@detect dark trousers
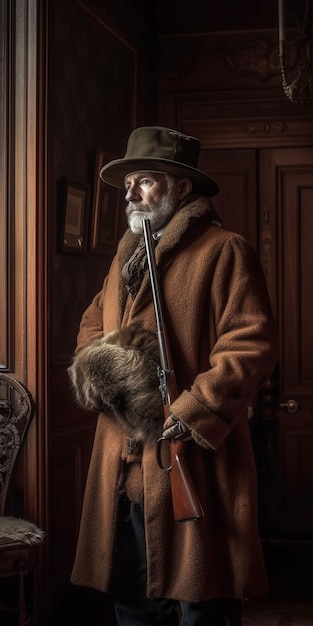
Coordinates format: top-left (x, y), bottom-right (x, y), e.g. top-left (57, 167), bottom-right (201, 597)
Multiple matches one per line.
top-left (111, 496), bottom-right (242, 626)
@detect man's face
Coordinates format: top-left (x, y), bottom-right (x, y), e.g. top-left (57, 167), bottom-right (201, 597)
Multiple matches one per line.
top-left (124, 172), bottom-right (179, 234)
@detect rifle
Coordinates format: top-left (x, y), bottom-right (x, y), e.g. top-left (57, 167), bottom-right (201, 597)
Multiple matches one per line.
top-left (142, 217), bottom-right (204, 523)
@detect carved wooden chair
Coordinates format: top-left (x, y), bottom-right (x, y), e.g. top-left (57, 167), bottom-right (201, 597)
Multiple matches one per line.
top-left (0, 373), bottom-right (44, 626)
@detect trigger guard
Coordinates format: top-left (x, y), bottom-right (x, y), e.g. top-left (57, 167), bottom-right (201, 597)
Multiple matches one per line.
top-left (156, 436), bottom-right (171, 471)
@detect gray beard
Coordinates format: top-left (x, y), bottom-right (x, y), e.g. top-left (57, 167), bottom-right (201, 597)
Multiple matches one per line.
top-left (126, 181), bottom-right (177, 234)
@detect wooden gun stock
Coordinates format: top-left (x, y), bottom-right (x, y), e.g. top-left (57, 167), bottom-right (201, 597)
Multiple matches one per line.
top-left (142, 218), bottom-right (204, 523)
top-left (158, 437), bottom-right (204, 522)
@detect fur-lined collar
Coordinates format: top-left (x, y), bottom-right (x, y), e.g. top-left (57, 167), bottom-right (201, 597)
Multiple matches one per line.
top-left (117, 195), bottom-right (221, 271)
top-left (114, 195), bottom-right (221, 320)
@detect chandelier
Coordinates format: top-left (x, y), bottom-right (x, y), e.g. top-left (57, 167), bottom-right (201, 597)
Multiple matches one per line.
top-left (278, 0), bottom-right (313, 103)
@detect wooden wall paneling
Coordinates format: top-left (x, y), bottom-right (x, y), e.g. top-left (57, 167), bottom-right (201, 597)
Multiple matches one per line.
top-left (198, 149), bottom-right (257, 247)
top-left (157, 31), bottom-right (313, 149)
top-left (157, 88), bottom-right (313, 150)
top-left (50, 0), bottom-right (138, 371)
top-left (158, 31), bottom-right (285, 93)
top-left (180, 95), bottom-right (313, 149)
top-left (49, 424), bottom-right (95, 582)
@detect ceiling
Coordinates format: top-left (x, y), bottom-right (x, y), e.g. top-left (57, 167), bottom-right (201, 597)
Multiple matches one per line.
top-left (88, 0), bottom-right (311, 37)
top-left (151, 0), bottom-right (310, 36)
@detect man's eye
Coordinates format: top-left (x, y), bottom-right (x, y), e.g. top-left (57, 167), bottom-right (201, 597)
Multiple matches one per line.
top-left (140, 179), bottom-right (151, 186)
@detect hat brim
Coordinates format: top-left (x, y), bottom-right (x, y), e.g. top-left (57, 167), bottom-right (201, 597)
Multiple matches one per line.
top-left (100, 158), bottom-right (219, 197)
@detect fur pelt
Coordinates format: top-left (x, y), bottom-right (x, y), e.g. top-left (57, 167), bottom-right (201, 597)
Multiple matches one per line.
top-left (0, 516), bottom-right (44, 545)
top-left (68, 321), bottom-right (164, 443)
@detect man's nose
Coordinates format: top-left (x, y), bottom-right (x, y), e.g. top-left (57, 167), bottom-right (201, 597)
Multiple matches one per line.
top-left (125, 185), bottom-right (139, 202)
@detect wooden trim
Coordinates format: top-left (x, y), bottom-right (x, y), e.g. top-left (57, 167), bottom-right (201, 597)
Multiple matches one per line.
top-left (160, 91), bottom-right (313, 149)
top-left (0, 1), bottom-right (14, 372)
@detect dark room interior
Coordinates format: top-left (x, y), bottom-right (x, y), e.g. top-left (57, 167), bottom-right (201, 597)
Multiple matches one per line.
top-left (0, 0), bottom-right (313, 624)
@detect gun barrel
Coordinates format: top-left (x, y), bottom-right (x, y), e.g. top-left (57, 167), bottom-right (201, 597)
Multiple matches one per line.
top-left (142, 217), bottom-right (205, 523)
top-left (142, 219), bottom-right (170, 371)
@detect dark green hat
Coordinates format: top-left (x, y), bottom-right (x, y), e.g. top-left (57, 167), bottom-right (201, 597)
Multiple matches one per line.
top-left (100, 126), bottom-right (219, 197)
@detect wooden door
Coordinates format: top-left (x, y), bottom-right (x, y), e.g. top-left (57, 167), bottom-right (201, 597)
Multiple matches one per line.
top-left (259, 147), bottom-right (313, 540)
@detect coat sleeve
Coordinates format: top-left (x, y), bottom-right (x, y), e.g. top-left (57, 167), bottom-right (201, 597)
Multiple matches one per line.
top-left (170, 236), bottom-right (278, 450)
top-left (75, 277), bottom-right (108, 353)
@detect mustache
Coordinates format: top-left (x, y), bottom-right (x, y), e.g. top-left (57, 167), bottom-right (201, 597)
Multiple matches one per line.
top-left (126, 202), bottom-right (152, 217)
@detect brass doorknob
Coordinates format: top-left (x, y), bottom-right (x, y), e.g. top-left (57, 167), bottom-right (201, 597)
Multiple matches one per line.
top-left (279, 399), bottom-right (298, 413)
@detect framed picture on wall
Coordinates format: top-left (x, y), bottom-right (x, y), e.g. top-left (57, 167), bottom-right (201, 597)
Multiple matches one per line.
top-left (61, 178), bottom-right (90, 254)
top-left (90, 150), bottom-right (120, 253)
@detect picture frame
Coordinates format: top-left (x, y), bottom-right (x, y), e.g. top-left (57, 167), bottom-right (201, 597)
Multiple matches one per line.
top-left (61, 178), bottom-right (90, 254)
top-left (90, 150), bottom-right (120, 253)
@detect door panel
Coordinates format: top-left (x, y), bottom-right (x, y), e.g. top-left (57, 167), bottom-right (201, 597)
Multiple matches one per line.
top-left (198, 149), bottom-right (257, 247)
top-left (259, 147), bottom-right (313, 538)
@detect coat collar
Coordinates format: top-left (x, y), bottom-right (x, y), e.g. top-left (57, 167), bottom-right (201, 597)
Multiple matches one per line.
top-left (156, 196), bottom-right (220, 259)
top-left (116, 195), bottom-right (221, 320)
top-left (117, 195), bottom-right (220, 268)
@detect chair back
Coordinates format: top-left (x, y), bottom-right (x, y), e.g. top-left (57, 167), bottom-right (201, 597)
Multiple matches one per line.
top-left (0, 374), bottom-right (34, 516)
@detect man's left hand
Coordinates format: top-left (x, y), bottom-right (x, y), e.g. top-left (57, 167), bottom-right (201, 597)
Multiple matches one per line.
top-left (162, 415), bottom-right (192, 440)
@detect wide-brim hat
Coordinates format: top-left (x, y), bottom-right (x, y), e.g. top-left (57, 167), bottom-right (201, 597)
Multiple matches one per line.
top-left (100, 126), bottom-right (219, 197)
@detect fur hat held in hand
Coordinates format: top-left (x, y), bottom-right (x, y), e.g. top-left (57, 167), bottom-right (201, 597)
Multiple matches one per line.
top-left (68, 321), bottom-right (164, 443)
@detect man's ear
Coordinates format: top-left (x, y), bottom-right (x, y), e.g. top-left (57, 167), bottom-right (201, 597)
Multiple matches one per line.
top-left (177, 178), bottom-right (193, 200)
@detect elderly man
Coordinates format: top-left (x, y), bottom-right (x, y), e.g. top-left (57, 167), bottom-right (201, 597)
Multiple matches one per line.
top-left (68, 126), bottom-right (278, 626)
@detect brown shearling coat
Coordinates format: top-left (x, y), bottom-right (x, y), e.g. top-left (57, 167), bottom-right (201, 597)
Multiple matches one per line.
top-left (71, 197), bottom-right (278, 602)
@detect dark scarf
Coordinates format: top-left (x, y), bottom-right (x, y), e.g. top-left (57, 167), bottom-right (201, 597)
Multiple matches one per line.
top-left (122, 237), bottom-right (148, 298)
